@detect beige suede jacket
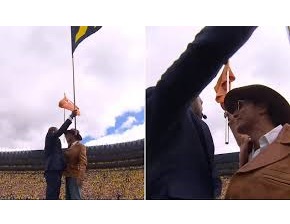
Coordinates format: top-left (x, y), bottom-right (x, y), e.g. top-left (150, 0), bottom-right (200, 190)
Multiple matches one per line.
top-left (225, 124), bottom-right (290, 199)
top-left (63, 141), bottom-right (87, 182)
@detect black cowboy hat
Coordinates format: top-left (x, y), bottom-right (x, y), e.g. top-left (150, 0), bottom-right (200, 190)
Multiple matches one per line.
top-left (224, 84), bottom-right (290, 126)
top-left (64, 128), bottom-right (82, 141)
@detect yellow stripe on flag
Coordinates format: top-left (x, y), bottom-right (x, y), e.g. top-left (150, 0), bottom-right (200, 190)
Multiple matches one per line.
top-left (75, 26), bottom-right (88, 43)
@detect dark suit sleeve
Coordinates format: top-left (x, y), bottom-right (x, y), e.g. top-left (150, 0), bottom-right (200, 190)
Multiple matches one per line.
top-left (148, 27), bottom-right (256, 129)
top-left (53, 117), bottom-right (73, 138)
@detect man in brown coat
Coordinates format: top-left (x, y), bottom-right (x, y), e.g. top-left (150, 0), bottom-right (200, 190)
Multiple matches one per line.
top-left (223, 84), bottom-right (290, 199)
top-left (63, 128), bottom-right (87, 199)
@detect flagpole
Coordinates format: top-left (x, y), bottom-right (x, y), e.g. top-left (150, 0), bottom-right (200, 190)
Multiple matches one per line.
top-left (225, 63), bottom-right (230, 144)
top-left (286, 26), bottom-right (290, 43)
top-left (63, 93), bottom-right (66, 122)
top-left (62, 92), bottom-right (66, 144)
top-left (71, 55), bottom-right (77, 130)
top-left (69, 26), bottom-right (102, 132)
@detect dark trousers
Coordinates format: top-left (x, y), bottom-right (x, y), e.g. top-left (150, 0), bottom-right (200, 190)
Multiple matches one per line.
top-left (65, 177), bottom-right (82, 200)
top-left (44, 171), bottom-right (62, 200)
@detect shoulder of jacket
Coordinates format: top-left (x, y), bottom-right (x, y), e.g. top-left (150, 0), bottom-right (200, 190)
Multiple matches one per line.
top-left (75, 142), bottom-right (86, 149)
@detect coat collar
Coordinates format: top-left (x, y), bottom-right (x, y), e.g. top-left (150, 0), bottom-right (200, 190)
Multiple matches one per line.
top-left (238, 124), bottom-right (290, 173)
top-left (68, 140), bottom-right (79, 149)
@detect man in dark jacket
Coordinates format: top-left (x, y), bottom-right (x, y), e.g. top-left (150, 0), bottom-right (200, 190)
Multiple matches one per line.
top-left (146, 26), bottom-right (257, 199)
top-left (191, 96), bottom-right (222, 198)
top-left (44, 109), bottom-right (78, 199)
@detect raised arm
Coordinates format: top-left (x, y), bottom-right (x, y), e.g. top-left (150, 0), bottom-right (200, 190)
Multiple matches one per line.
top-left (54, 109), bottom-right (78, 138)
top-left (148, 27), bottom-right (257, 128)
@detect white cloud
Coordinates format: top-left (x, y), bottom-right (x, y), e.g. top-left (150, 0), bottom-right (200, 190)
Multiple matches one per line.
top-left (85, 123), bottom-right (145, 146)
top-left (119, 116), bottom-right (137, 130)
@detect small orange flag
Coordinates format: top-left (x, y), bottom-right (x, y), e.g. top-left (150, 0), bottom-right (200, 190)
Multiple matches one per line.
top-left (214, 62), bottom-right (236, 108)
top-left (58, 94), bottom-right (80, 115)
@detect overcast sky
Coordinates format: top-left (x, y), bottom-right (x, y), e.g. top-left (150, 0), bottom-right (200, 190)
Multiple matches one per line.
top-left (1, 26), bottom-right (289, 154)
top-left (0, 26), bottom-right (145, 151)
top-left (146, 26), bottom-right (290, 154)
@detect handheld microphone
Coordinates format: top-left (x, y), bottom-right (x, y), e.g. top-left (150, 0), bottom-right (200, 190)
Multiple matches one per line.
top-left (202, 114), bottom-right (207, 119)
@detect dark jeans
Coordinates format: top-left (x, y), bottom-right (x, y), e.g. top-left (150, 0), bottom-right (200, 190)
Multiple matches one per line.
top-left (65, 177), bottom-right (82, 200)
top-left (44, 171), bottom-right (62, 200)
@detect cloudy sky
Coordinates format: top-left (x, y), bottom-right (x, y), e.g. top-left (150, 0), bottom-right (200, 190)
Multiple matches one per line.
top-left (1, 26), bottom-right (289, 154)
top-left (0, 26), bottom-right (145, 151)
top-left (146, 26), bottom-right (290, 154)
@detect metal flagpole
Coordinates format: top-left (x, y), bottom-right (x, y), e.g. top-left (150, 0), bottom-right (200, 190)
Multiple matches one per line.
top-left (286, 26), bottom-right (290, 43)
top-left (63, 93), bottom-right (66, 122)
top-left (225, 63), bottom-right (230, 144)
top-left (62, 92), bottom-right (66, 144)
top-left (71, 55), bottom-right (77, 130)
top-left (63, 107), bottom-right (66, 144)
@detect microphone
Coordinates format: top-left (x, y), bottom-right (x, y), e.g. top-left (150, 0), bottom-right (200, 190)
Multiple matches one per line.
top-left (202, 114), bottom-right (207, 119)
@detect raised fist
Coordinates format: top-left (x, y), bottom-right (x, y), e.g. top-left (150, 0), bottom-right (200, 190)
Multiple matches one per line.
top-left (71, 109), bottom-right (78, 117)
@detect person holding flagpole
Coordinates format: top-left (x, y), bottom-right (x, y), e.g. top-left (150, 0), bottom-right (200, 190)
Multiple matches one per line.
top-left (146, 26), bottom-right (257, 199)
top-left (43, 26), bottom-right (99, 200)
top-left (44, 109), bottom-right (78, 200)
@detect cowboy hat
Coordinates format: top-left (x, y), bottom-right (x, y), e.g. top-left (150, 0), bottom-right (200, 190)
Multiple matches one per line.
top-left (64, 128), bottom-right (82, 141)
top-left (224, 84), bottom-right (290, 126)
